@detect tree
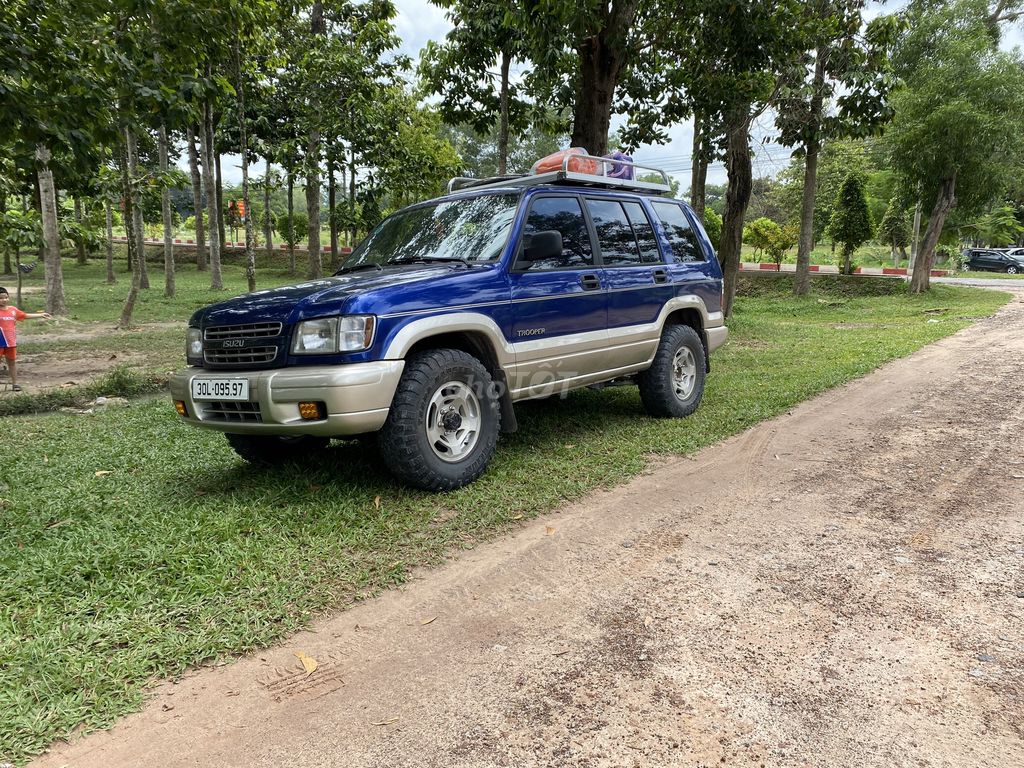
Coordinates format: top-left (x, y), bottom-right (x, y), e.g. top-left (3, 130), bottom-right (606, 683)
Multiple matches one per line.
top-left (774, 1), bottom-right (898, 296)
top-left (743, 217), bottom-right (782, 259)
top-left (889, 0), bottom-right (1024, 292)
top-left (828, 172), bottom-right (873, 274)
top-left (646, 1), bottom-right (815, 316)
top-left (0, 0), bottom-right (117, 315)
top-left (968, 203), bottom-right (1024, 246)
top-left (877, 198), bottom-right (911, 263)
top-left (765, 223), bottom-right (800, 270)
top-left (420, 0), bottom-right (533, 174)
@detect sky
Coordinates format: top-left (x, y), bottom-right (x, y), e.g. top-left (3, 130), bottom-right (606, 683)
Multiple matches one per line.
top-left (212, 1), bottom-right (1023, 193)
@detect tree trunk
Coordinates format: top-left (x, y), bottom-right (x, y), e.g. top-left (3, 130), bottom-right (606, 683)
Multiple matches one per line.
top-left (105, 196), bottom-right (116, 284)
top-left (841, 244), bottom-right (853, 276)
top-left (328, 161), bottom-right (339, 269)
top-left (570, 3), bottom-right (640, 156)
top-left (306, 133), bottom-right (323, 279)
top-left (234, 36), bottom-right (256, 293)
top-left (286, 166), bottom-right (295, 274)
top-left (349, 131), bottom-right (357, 247)
top-left (0, 192), bottom-right (9, 275)
top-left (909, 197), bottom-right (922, 273)
top-left (719, 112), bottom-right (753, 317)
top-left (159, 122), bottom-right (175, 297)
top-left (793, 53), bottom-right (826, 297)
top-left (909, 176), bottom-right (956, 294)
top-left (119, 128), bottom-right (142, 328)
top-left (305, 0), bottom-right (325, 279)
top-left (498, 48), bottom-right (511, 175)
top-left (187, 124), bottom-right (207, 270)
top-left (74, 196), bottom-right (87, 265)
top-left (132, 155), bottom-right (149, 289)
top-left (215, 151), bottom-right (226, 252)
top-left (689, 111), bottom-right (708, 220)
top-left (263, 157), bottom-right (274, 263)
top-left (36, 146), bottom-right (66, 316)
top-left (202, 96), bottom-right (223, 289)
top-left (793, 143), bottom-right (821, 296)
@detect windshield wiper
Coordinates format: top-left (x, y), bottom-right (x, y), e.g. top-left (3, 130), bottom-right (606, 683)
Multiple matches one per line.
top-left (336, 262), bottom-right (384, 275)
top-left (387, 256), bottom-right (473, 268)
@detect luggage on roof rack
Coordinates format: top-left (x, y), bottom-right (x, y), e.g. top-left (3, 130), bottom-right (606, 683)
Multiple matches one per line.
top-left (446, 152), bottom-right (672, 195)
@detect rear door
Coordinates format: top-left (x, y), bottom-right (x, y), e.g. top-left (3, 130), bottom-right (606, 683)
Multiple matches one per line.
top-left (508, 194), bottom-right (609, 395)
top-left (585, 196), bottom-right (673, 368)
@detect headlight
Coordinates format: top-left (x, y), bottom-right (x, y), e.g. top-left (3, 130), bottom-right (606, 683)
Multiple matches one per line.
top-left (186, 327), bottom-right (203, 365)
top-left (292, 315), bottom-right (375, 354)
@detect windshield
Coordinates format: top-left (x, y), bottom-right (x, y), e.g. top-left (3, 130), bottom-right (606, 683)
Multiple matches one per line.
top-left (337, 193), bottom-right (519, 272)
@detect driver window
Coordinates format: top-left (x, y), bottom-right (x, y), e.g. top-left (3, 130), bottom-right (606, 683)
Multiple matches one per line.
top-left (520, 197), bottom-right (594, 270)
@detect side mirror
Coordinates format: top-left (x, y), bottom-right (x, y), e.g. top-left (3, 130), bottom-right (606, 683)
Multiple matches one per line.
top-left (521, 230), bottom-right (564, 263)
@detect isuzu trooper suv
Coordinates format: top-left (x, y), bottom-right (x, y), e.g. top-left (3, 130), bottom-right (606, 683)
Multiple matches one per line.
top-left (170, 155), bottom-right (728, 490)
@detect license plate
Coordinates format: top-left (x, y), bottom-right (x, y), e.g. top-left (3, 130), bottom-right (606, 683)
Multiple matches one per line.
top-left (191, 378), bottom-right (249, 401)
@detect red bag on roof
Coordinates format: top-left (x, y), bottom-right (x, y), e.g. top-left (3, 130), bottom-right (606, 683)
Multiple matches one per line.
top-left (531, 147), bottom-right (599, 175)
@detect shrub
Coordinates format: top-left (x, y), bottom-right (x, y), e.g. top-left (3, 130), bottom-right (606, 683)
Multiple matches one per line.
top-left (702, 209), bottom-right (722, 252)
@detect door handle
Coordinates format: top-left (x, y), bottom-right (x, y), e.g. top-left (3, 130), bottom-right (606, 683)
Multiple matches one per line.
top-left (580, 274), bottom-right (601, 291)
top-left (652, 268), bottom-right (669, 284)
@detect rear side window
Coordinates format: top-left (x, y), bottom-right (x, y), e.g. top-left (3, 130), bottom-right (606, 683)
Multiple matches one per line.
top-left (585, 199), bottom-right (643, 266)
top-left (521, 197), bottom-right (594, 270)
top-left (652, 202), bottom-right (705, 263)
top-left (621, 202), bottom-right (663, 263)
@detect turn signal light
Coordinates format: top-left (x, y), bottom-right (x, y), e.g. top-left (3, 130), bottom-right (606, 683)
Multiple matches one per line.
top-left (298, 401), bottom-right (324, 420)
top-left (174, 400), bottom-right (187, 417)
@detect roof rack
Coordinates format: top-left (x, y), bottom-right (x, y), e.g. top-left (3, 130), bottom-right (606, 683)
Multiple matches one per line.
top-left (446, 154), bottom-right (673, 195)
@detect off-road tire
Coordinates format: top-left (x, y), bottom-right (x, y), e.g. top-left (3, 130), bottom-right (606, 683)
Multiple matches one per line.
top-left (379, 349), bottom-right (500, 491)
top-left (225, 433), bottom-right (329, 465)
top-left (637, 324), bottom-right (707, 418)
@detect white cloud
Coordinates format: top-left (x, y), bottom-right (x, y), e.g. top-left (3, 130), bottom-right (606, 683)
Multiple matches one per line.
top-left (393, 0), bottom-right (453, 59)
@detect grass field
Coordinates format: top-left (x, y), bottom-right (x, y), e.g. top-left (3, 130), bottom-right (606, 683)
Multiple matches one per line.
top-left (0, 267), bottom-right (1013, 764)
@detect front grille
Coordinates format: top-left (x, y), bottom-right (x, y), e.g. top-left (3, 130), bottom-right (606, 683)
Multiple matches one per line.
top-left (202, 401), bottom-right (263, 423)
top-left (205, 322), bottom-right (282, 340)
top-left (204, 347), bottom-right (278, 365)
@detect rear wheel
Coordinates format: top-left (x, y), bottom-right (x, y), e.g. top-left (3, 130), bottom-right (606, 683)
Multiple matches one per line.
top-left (637, 324), bottom-right (707, 418)
top-left (379, 349), bottom-right (500, 491)
top-left (225, 433), bottom-right (329, 465)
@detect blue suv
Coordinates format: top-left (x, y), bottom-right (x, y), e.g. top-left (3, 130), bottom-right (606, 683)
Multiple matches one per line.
top-left (170, 157), bottom-right (728, 490)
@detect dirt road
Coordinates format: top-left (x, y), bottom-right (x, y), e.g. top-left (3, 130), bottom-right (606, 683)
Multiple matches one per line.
top-left (35, 290), bottom-right (1024, 768)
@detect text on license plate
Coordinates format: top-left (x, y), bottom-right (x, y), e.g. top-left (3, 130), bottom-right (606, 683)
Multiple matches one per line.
top-left (192, 378), bottom-right (249, 401)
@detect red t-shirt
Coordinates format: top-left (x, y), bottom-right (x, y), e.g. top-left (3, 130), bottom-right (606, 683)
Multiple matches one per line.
top-left (0, 305), bottom-right (28, 348)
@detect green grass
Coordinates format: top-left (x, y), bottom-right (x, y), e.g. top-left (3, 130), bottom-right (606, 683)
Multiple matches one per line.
top-left (0, 272), bottom-right (1012, 764)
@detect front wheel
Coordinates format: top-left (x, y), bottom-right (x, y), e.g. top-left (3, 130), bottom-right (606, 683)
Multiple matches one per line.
top-left (379, 349), bottom-right (500, 491)
top-left (1007, 265), bottom-right (1019, 274)
top-left (637, 325), bottom-right (707, 418)
top-left (225, 433), bottom-right (329, 465)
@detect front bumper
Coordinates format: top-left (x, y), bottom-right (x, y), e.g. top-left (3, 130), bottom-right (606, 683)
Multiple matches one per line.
top-left (169, 360), bottom-right (405, 437)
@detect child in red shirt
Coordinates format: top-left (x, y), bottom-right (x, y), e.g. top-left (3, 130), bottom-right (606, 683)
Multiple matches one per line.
top-left (0, 286), bottom-right (52, 391)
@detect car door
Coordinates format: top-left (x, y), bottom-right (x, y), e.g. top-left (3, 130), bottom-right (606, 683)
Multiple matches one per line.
top-left (584, 196), bottom-right (673, 369)
top-left (980, 250), bottom-right (1002, 270)
top-left (508, 194), bottom-right (609, 396)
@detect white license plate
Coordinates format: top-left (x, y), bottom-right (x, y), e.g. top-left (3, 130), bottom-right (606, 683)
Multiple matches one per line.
top-left (191, 378), bottom-right (249, 401)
